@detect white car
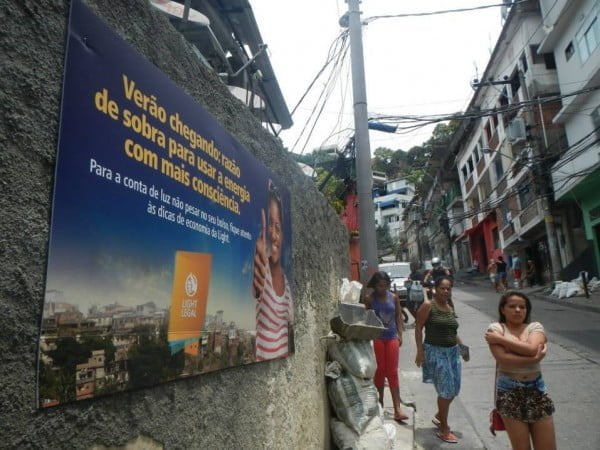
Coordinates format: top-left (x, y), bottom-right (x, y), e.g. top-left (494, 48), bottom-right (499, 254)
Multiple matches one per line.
top-left (380, 262), bottom-right (411, 298)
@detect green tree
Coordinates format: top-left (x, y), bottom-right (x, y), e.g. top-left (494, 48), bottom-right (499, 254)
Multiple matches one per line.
top-left (405, 168), bottom-right (425, 185)
top-left (376, 224), bottom-right (394, 252)
top-left (80, 335), bottom-right (116, 364)
top-left (315, 167), bottom-right (345, 213)
top-left (38, 361), bottom-right (61, 402)
top-left (427, 121), bottom-right (459, 146)
top-left (127, 325), bottom-right (184, 389)
top-left (46, 337), bottom-right (94, 403)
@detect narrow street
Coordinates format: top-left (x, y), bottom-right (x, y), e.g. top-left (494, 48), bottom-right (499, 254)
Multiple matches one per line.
top-left (400, 284), bottom-right (600, 449)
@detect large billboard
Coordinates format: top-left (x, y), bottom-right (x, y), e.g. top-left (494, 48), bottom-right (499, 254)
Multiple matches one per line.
top-left (38, 0), bottom-right (293, 408)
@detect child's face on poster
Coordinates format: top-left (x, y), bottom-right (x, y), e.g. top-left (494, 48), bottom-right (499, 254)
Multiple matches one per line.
top-left (268, 199), bottom-right (282, 265)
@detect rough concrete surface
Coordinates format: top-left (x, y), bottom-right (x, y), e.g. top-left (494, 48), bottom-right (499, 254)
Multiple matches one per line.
top-left (0, 1), bottom-right (348, 448)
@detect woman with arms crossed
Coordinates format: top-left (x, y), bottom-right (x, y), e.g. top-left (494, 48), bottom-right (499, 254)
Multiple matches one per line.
top-left (485, 291), bottom-right (556, 450)
top-left (415, 276), bottom-right (466, 444)
top-left (364, 271), bottom-right (409, 423)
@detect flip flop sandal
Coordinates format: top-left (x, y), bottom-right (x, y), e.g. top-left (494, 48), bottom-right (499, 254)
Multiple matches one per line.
top-left (437, 431), bottom-right (458, 444)
top-left (394, 413), bottom-right (409, 423)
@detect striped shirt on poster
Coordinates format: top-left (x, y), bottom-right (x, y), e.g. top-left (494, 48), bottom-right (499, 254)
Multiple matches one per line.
top-left (255, 267), bottom-right (293, 361)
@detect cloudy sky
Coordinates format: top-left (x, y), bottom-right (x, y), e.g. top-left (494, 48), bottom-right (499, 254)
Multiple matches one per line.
top-left (251, 0), bottom-right (505, 155)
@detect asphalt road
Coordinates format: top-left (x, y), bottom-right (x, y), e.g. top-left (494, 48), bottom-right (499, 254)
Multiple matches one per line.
top-left (399, 284), bottom-right (600, 449)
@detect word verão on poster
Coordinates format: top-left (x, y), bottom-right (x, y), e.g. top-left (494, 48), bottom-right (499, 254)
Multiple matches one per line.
top-left (94, 75), bottom-right (252, 215)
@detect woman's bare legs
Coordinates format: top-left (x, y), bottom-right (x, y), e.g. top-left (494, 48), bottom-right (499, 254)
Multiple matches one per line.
top-left (437, 396), bottom-right (454, 434)
top-left (530, 416), bottom-right (556, 450)
top-left (502, 416), bottom-right (532, 450)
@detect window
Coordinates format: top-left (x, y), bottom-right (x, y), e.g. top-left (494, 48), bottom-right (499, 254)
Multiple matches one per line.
top-left (499, 87), bottom-right (509, 107)
top-left (520, 52), bottom-right (528, 73)
top-left (493, 228), bottom-right (501, 249)
top-left (517, 182), bottom-right (533, 209)
top-left (530, 45), bottom-right (544, 64)
top-left (577, 8), bottom-right (600, 64)
top-left (592, 105), bottom-right (600, 140)
top-left (473, 145), bottom-right (481, 163)
top-left (494, 157), bottom-right (504, 180)
top-left (509, 71), bottom-right (521, 102)
top-left (544, 53), bottom-right (557, 69)
top-left (492, 114), bottom-right (499, 130)
top-left (462, 165), bottom-right (468, 180)
top-left (499, 201), bottom-right (510, 225)
top-left (468, 158), bottom-right (474, 173)
top-left (565, 42), bottom-right (575, 61)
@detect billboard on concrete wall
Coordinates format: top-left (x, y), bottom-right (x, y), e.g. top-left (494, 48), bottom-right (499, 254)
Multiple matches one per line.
top-left (38, 0), bottom-right (293, 408)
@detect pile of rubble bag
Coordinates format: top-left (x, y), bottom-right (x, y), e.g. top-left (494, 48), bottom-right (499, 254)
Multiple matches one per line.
top-left (325, 279), bottom-right (397, 450)
top-left (550, 272), bottom-right (600, 299)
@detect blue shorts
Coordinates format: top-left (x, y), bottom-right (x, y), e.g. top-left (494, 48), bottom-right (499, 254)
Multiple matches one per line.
top-left (499, 272), bottom-right (507, 280)
top-left (422, 343), bottom-right (461, 399)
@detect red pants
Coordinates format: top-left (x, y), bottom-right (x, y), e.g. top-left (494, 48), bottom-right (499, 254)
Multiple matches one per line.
top-left (373, 338), bottom-right (400, 389)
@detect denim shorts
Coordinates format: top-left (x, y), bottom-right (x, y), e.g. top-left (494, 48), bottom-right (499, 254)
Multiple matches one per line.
top-left (496, 374), bottom-right (554, 422)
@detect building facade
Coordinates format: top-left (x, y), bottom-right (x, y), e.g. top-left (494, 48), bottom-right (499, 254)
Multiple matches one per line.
top-left (374, 177), bottom-right (414, 241)
top-left (453, 1), bottom-right (565, 282)
top-left (539, 0), bottom-right (600, 277)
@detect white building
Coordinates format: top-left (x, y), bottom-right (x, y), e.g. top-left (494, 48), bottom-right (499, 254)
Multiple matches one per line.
top-left (374, 178), bottom-right (414, 240)
top-left (539, 0), bottom-right (600, 276)
top-left (451, 1), bottom-right (564, 282)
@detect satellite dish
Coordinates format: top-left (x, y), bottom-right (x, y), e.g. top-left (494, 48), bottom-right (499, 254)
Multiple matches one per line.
top-left (150, 0), bottom-right (210, 27)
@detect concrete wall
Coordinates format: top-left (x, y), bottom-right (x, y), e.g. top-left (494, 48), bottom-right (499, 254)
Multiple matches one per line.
top-left (0, 1), bottom-right (348, 448)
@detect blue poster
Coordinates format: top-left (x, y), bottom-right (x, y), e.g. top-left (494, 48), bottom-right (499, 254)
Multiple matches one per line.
top-left (38, 0), bottom-right (293, 408)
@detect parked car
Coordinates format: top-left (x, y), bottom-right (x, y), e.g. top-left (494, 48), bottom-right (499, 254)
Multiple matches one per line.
top-left (379, 262), bottom-right (411, 298)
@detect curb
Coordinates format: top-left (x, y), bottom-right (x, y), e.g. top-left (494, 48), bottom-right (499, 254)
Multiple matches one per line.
top-left (529, 291), bottom-right (600, 314)
top-left (455, 278), bottom-right (600, 314)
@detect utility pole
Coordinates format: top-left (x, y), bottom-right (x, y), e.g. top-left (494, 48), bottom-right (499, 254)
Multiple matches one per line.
top-left (344, 0), bottom-right (379, 282)
top-left (518, 70), bottom-right (562, 281)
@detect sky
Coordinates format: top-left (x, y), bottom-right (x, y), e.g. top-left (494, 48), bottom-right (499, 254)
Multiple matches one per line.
top-left (250, 0), bottom-right (506, 156)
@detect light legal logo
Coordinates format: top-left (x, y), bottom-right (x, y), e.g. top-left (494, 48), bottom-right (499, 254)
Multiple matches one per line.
top-left (185, 272), bottom-right (198, 297)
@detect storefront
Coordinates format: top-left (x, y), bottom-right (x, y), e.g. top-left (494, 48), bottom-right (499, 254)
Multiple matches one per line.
top-left (561, 170), bottom-right (600, 278)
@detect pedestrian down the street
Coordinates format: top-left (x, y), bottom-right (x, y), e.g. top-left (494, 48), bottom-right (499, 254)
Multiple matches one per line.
top-left (424, 257), bottom-right (454, 309)
top-left (406, 263), bottom-right (425, 320)
top-left (488, 258), bottom-right (499, 292)
top-left (496, 256), bottom-right (508, 292)
top-left (485, 291), bottom-right (556, 450)
top-left (364, 271), bottom-right (409, 423)
top-left (415, 276), bottom-right (468, 444)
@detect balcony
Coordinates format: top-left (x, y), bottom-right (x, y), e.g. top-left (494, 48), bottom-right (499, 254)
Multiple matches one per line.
top-left (518, 199), bottom-right (543, 233)
top-left (489, 131), bottom-right (499, 151)
top-left (465, 175), bottom-right (474, 193)
top-left (476, 157), bottom-right (486, 176)
top-left (471, 216), bottom-right (479, 228)
top-left (502, 224), bottom-right (515, 242)
top-left (441, 186), bottom-right (462, 208)
top-left (497, 177), bottom-right (507, 196)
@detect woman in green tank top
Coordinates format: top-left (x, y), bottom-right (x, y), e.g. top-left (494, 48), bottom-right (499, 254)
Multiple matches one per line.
top-left (415, 276), bottom-right (466, 444)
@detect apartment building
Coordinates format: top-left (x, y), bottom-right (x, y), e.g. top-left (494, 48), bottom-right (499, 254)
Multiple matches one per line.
top-left (454, 1), bottom-right (565, 282)
top-left (374, 177), bottom-right (414, 241)
top-left (539, 0), bottom-right (600, 277)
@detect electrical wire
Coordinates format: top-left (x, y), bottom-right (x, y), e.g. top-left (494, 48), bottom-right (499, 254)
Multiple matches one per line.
top-left (287, 30), bottom-right (348, 119)
top-left (363, 1), bottom-right (531, 22)
top-left (409, 126), bottom-right (600, 227)
top-left (295, 37), bottom-right (351, 155)
top-left (290, 33), bottom-right (349, 153)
